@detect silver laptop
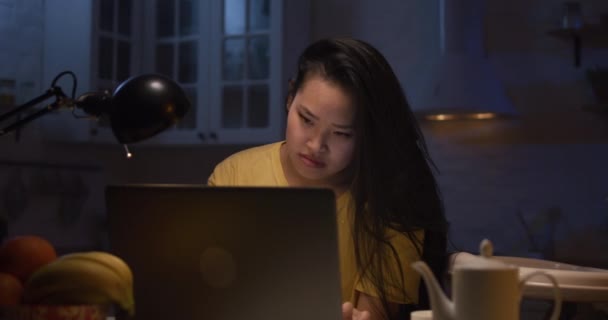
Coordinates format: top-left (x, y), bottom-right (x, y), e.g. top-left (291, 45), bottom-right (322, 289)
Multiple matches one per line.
top-left (106, 184), bottom-right (342, 320)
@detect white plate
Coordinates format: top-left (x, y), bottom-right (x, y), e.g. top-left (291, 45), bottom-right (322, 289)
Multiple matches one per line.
top-left (494, 256), bottom-right (608, 302)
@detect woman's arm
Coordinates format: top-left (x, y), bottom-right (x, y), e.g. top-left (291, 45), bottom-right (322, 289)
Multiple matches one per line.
top-left (355, 292), bottom-right (399, 320)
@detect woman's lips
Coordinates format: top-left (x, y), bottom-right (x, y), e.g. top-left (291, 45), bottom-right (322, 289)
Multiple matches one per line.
top-left (299, 153), bottom-right (325, 168)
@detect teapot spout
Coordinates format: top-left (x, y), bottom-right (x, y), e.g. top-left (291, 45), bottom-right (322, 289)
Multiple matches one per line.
top-left (411, 261), bottom-right (455, 320)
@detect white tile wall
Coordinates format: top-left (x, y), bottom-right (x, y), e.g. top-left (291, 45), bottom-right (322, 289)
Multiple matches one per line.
top-left (425, 127), bottom-right (608, 266)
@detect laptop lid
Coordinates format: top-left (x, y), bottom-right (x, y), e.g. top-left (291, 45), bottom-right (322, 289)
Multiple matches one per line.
top-left (106, 184), bottom-right (342, 320)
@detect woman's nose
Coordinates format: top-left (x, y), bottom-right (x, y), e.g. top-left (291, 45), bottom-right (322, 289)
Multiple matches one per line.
top-left (307, 130), bottom-right (328, 153)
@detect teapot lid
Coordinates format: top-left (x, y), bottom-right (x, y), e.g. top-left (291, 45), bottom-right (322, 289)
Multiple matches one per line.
top-left (453, 239), bottom-right (516, 270)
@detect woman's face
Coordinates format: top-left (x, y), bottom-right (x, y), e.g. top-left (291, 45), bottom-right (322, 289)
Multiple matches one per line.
top-left (283, 74), bottom-right (356, 187)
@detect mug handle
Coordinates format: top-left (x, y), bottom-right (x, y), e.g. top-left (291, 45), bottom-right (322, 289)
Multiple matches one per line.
top-left (519, 271), bottom-right (562, 320)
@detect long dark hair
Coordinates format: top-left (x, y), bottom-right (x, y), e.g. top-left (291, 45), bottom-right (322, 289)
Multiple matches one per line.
top-left (288, 38), bottom-right (449, 320)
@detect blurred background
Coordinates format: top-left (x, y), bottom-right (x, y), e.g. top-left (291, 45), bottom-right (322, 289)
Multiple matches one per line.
top-left (0, 0), bottom-right (607, 273)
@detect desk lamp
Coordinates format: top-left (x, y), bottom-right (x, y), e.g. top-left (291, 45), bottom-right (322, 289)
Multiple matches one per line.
top-left (0, 71), bottom-right (190, 153)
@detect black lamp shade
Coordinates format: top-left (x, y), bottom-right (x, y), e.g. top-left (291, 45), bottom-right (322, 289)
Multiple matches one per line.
top-left (109, 74), bottom-right (190, 144)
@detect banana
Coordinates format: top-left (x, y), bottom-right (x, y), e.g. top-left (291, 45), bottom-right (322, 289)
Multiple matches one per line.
top-left (58, 251), bottom-right (134, 288)
top-left (23, 252), bottom-right (135, 316)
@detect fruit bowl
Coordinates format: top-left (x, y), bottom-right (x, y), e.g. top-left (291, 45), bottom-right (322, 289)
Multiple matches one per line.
top-left (0, 305), bottom-right (109, 320)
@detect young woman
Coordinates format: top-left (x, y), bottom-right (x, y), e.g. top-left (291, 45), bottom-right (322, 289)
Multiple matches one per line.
top-left (208, 37), bottom-right (449, 320)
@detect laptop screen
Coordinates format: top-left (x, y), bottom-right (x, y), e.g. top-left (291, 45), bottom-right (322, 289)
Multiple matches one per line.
top-left (106, 184), bottom-right (343, 320)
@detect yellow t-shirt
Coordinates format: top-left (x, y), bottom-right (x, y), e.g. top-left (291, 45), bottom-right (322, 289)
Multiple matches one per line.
top-left (207, 141), bottom-right (422, 304)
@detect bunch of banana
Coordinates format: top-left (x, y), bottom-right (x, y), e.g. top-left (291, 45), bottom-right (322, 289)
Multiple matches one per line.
top-left (22, 251), bottom-right (135, 316)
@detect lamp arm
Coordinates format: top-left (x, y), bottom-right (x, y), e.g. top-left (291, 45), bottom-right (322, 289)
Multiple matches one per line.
top-left (0, 86), bottom-right (68, 136)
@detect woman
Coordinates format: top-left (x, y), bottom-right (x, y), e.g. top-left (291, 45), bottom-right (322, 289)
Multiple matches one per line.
top-left (208, 37), bottom-right (449, 320)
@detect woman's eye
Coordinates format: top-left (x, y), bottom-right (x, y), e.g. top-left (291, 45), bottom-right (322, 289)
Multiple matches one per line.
top-left (299, 114), bottom-right (313, 125)
top-left (335, 131), bottom-right (353, 138)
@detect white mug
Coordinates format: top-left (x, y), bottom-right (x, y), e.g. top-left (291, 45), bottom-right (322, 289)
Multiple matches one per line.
top-left (411, 310), bottom-right (433, 320)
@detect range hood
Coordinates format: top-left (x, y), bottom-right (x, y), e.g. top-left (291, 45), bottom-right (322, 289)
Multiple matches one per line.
top-left (417, 0), bottom-right (517, 121)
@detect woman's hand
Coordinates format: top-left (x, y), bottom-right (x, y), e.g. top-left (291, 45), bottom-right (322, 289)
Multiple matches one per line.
top-left (342, 302), bottom-right (370, 320)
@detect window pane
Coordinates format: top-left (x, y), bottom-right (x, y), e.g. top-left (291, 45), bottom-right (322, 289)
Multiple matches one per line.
top-left (155, 44), bottom-right (174, 78)
top-left (156, 0), bottom-right (175, 37)
top-left (117, 41), bottom-right (131, 82)
top-left (247, 85), bottom-right (268, 127)
top-left (177, 87), bottom-right (196, 129)
top-left (249, 0), bottom-right (270, 31)
top-left (222, 86), bottom-right (243, 128)
top-left (222, 38), bottom-right (244, 80)
top-left (248, 36), bottom-right (269, 79)
top-left (223, 0), bottom-right (245, 34)
top-left (118, 0), bottom-right (132, 35)
top-left (178, 41), bottom-right (197, 83)
top-left (98, 37), bottom-right (114, 80)
top-left (179, 0), bottom-right (198, 36)
top-left (100, 0), bottom-right (114, 31)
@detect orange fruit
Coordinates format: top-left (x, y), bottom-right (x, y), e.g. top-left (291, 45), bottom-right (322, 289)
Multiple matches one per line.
top-left (0, 235), bottom-right (57, 283)
top-left (0, 272), bottom-right (23, 305)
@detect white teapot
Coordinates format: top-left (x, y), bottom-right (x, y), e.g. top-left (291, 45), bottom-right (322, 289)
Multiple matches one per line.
top-left (411, 239), bottom-right (562, 320)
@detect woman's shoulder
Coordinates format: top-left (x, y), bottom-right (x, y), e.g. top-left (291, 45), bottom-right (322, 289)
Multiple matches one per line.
top-left (220, 141), bottom-right (282, 165)
top-left (208, 141), bottom-right (283, 185)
